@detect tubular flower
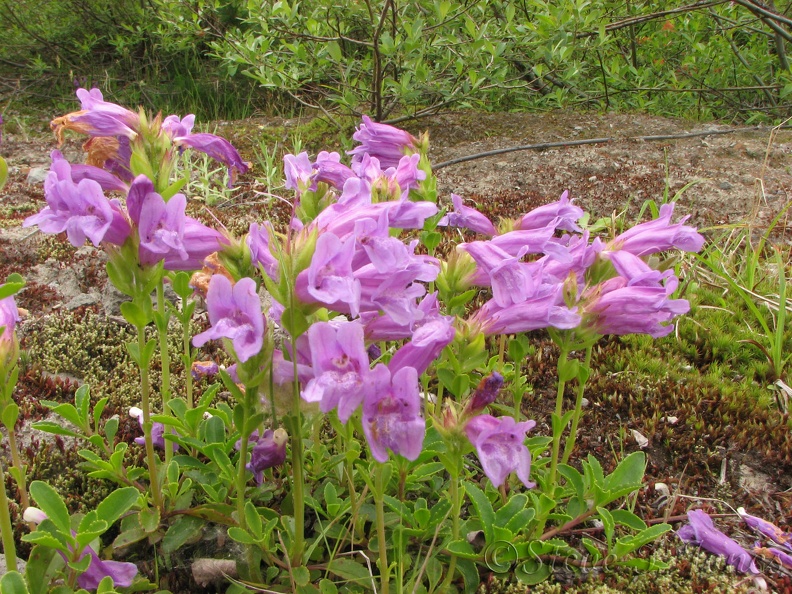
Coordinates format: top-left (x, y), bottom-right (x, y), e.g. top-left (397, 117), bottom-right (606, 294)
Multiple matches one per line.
top-left (738, 508), bottom-right (792, 549)
top-left (362, 365), bottom-right (426, 462)
top-left (581, 272), bottom-right (689, 338)
top-left (23, 152), bottom-right (131, 247)
top-left (348, 115), bottom-right (419, 169)
top-left (236, 429), bottom-right (288, 484)
top-left (163, 114), bottom-right (249, 185)
top-left (677, 509), bottom-right (759, 574)
top-left (192, 275), bottom-right (265, 363)
top-left (51, 88), bottom-right (140, 144)
top-left (23, 507), bottom-right (139, 591)
top-left (607, 202), bottom-right (705, 256)
top-left (518, 190), bottom-right (584, 233)
top-left (464, 372), bottom-right (505, 415)
top-left (126, 174), bottom-right (227, 270)
top-left (301, 321), bottom-right (371, 422)
top-left (0, 293), bottom-right (20, 364)
top-left (464, 415), bottom-right (536, 489)
top-left (129, 407), bottom-right (178, 452)
top-left (439, 193), bottom-right (497, 236)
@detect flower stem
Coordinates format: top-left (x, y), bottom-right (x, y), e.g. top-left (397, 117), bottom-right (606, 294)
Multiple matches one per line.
top-left (374, 463), bottom-right (389, 594)
top-left (561, 345), bottom-right (593, 465)
top-left (440, 451), bottom-right (462, 592)
top-left (137, 324), bottom-right (162, 510)
top-left (0, 459), bottom-right (16, 574)
top-left (289, 372), bottom-right (305, 567)
top-left (181, 296), bottom-right (194, 410)
top-left (547, 346), bottom-right (570, 494)
top-left (156, 283), bottom-right (173, 469)
top-left (236, 383), bottom-right (262, 582)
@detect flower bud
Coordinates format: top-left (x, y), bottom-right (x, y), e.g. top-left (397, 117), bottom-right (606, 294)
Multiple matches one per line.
top-left (464, 372), bottom-right (504, 415)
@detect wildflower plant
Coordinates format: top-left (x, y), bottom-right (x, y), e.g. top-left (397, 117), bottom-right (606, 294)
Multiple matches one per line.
top-left (16, 89), bottom-right (711, 592)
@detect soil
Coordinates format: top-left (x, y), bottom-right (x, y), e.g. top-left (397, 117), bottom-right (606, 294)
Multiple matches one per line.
top-left (1, 109), bottom-right (792, 593)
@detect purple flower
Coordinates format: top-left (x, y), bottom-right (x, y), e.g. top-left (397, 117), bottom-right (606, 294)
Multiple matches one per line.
top-left (361, 292), bottom-right (442, 341)
top-left (392, 153), bottom-right (426, 194)
top-left (51, 88), bottom-right (140, 143)
top-left (314, 151), bottom-right (354, 189)
top-left (83, 136), bottom-right (133, 183)
top-left (301, 321), bottom-right (371, 422)
top-left (192, 276), bottom-right (265, 363)
top-left (348, 115), bottom-right (419, 169)
top-left (489, 226), bottom-right (556, 257)
top-left (439, 194), bottom-right (497, 236)
top-left (191, 360), bottom-right (219, 380)
top-left (126, 174), bottom-right (227, 270)
top-left (0, 293), bottom-right (20, 363)
top-left (470, 284), bottom-right (580, 336)
top-left (284, 152), bottom-right (314, 191)
top-left (295, 233), bottom-right (360, 316)
top-left (461, 241), bottom-right (540, 307)
top-left (518, 191), bottom-right (583, 233)
top-left (738, 507), bottom-right (792, 548)
top-left (164, 116), bottom-right (249, 185)
top-left (582, 273), bottom-right (689, 338)
top-left (608, 203), bottom-right (705, 256)
top-left (24, 507), bottom-right (138, 590)
top-left (388, 317), bottom-right (455, 376)
top-left (247, 222), bottom-right (280, 281)
top-left (129, 407), bottom-right (178, 452)
top-left (23, 153), bottom-right (131, 247)
top-left (464, 372), bottom-right (504, 414)
top-left (757, 547), bottom-right (792, 569)
top-left (677, 509), bottom-right (759, 574)
top-left (50, 150), bottom-right (128, 192)
top-left (464, 415), bottom-right (536, 489)
top-left (236, 429), bottom-right (288, 484)
top-left (362, 365), bottom-right (425, 462)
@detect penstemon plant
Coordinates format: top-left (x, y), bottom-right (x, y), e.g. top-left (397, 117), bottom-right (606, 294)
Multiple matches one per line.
top-left (15, 89), bottom-right (706, 593)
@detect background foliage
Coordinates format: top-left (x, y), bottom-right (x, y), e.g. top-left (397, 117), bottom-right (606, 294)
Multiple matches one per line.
top-left (2, 0), bottom-right (792, 122)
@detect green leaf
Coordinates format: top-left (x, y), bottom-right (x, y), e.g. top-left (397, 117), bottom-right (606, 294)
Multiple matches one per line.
top-left (227, 527), bottom-right (256, 544)
top-left (96, 487), bottom-right (139, 527)
top-left (30, 421), bottom-right (78, 438)
top-left (293, 566), bottom-right (310, 587)
top-left (161, 515), bottom-right (204, 553)
top-left (610, 509), bottom-right (647, 531)
top-left (0, 157), bottom-right (8, 193)
top-left (612, 523), bottom-right (672, 558)
top-left (319, 579), bottom-right (338, 594)
top-left (24, 545), bottom-right (58, 594)
top-left (0, 571), bottom-right (30, 594)
top-left (324, 558), bottom-right (373, 589)
top-left (597, 506), bottom-right (615, 550)
top-left (2, 402), bottom-right (19, 430)
top-left (463, 481), bottom-right (495, 544)
top-left (29, 481), bottom-right (71, 535)
top-left (244, 501), bottom-right (263, 539)
top-left (120, 301), bottom-right (150, 328)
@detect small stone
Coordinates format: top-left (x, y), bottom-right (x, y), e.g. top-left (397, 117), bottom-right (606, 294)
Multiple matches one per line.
top-left (26, 167), bottom-right (48, 185)
top-left (64, 293), bottom-right (99, 310)
top-left (631, 429), bottom-right (649, 449)
top-left (717, 181), bottom-right (733, 190)
top-left (588, 175), bottom-right (597, 182)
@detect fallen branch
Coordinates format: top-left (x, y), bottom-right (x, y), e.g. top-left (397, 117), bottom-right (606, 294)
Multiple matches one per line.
top-left (433, 125), bottom-right (781, 170)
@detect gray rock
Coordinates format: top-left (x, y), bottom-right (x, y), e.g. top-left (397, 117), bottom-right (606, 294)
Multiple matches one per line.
top-left (64, 293), bottom-right (99, 310)
top-left (25, 167), bottom-right (48, 185)
top-left (0, 553), bottom-right (27, 577)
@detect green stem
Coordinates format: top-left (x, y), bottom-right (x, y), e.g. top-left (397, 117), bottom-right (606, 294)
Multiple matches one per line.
top-left (0, 459), bottom-right (16, 574)
top-left (375, 464), bottom-right (389, 594)
top-left (547, 346), bottom-right (570, 494)
top-left (7, 430), bottom-right (29, 512)
top-left (156, 283), bottom-right (173, 470)
top-left (181, 299), bottom-right (194, 410)
top-left (236, 384), bottom-right (262, 582)
top-left (137, 325), bottom-right (162, 510)
top-left (440, 453), bottom-right (462, 592)
top-left (289, 369), bottom-right (305, 567)
top-left (561, 345), bottom-right (593, 465)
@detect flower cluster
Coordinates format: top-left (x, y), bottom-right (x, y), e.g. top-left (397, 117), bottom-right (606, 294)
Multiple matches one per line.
top-left (23, 89), bottom-right (240, 281)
